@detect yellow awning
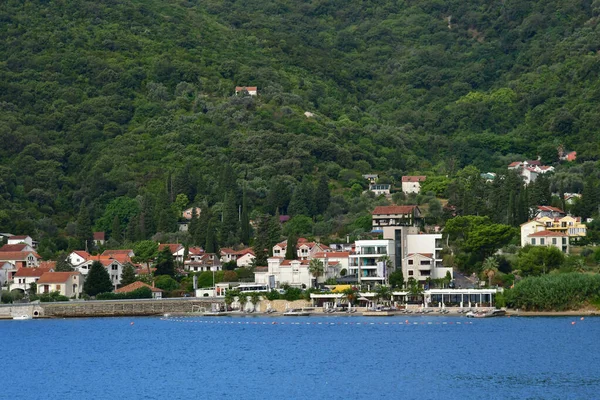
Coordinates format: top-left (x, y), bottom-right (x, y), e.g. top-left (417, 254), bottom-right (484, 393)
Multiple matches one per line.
top-left (331, 285), bottom-right (352, 293)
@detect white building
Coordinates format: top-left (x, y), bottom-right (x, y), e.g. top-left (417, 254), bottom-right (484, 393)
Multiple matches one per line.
top-left (403, 233), bottom-right (450, 284)
top-left (75, 256), bottom-right (123, 288)
top-left (7, 235), bottom-right (35, 247)
top-left (401, 176), bottom-right (426, 194)
top-left (368, 184), bottom-right (391, 196)
top-left (67, 251), bottom-right (90, 267)
top-left (312, 251), bottom-right (350, 280)
top-left (349, 240), bottom-right (395, 285)
top-left (520, 220), bottom-right (545, 247)
top-left (526, 231), bottom-right (569, 253)
top-left (11, 267), bottom-right (53, 293)
top-left (255, 258), bottom-right (314, 289)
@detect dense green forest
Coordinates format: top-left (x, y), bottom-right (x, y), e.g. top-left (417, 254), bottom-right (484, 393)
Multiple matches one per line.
top-left (1, 0), bottom-right (600, 258)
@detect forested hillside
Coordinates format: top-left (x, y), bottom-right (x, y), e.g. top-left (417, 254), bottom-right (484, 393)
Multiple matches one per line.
top-left (1, 0), bottom-right (600, 256)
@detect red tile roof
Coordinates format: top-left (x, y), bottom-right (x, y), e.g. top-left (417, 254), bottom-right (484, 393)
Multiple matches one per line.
top-left (73, 250), bottom-right (91, 259)
top-left (220, 248), bottom-right (235, 254)
top-left (313, 252), bottom-right (350, 258)
top-left (158, 243), bottom-right (183, 254)
top-left (87, 255), bottom-right (121, 267)
top-left (254, 266), bottom-right (268, 272)
top-left (37, 272), bottom-right (79, 284)
top-left (115, 281), bottom-right (162, 293)
top-left (234, 248), bottom-right (254, 256)
top-left (402, 176), bottom-right (426, 182)
top-left (38, 261), bottom-right (56, 269)
top-left (537, 206), bottom-right (564, 213)
top-left (0, 244), bottom-right (30, 252)
top-left (10, 235), bottom-right (30, 240)
top-left (235, 86), bottom-right (257, 92)
top-left (93, 232), bottom-right (105, 241)
top-left (102, 249), bottom-right (133, 256)
top-left (508, 161), bottom-right (521, 167)
top-left (14, 268), bottom-right (52, 277)
top-left (528, 230), bottom-right (568, 237)
top-left (280, 259), bottom-right (310, 266)
top-left (372, 205), bottom-right (417, 215)
top-left (0, 251), bottom-right (38, 261)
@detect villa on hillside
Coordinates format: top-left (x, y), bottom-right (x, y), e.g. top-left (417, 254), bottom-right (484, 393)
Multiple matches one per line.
top-left (401, 176), bottom-right (426, 194)
top-left (235, 86), bottom-right (258, 96)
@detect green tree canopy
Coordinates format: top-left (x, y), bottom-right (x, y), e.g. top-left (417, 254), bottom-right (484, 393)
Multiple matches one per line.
top-left (84, 261), bottom-right (114, 296)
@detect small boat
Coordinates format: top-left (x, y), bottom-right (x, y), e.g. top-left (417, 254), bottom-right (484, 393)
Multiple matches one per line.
top-left (283, 308), bottom-right (310, 316)
top-left (466, 309), bottom-right (506, 318)
top-left (12, 314), bottom-right (33, 320)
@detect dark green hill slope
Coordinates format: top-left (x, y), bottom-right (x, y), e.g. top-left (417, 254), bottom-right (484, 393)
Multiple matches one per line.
top-left (0, 0), bottom-right (599, 246)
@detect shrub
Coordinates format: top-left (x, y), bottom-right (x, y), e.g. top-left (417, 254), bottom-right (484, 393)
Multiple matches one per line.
top-left (96, 287), bottom-right (153, 300)
top-left (39, 291), bottom-right (70, 302)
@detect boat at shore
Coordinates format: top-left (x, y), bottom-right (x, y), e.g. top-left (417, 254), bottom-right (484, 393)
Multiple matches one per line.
top-left (466, 309), bottom-right (506, 318)
top-left (12, 314), bottom-right (33, 320)
top-left (283, 308), bottom-right (311, 316)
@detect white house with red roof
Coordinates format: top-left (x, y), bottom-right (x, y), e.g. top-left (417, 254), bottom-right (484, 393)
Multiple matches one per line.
top-left (272, 238), bottom-right (329, 260)
top-left (12, 267), bottom-right (53, 293)
top-left (159, 243), bottom-right (185, 262)
top-left (75, 255), bottom-right (123, 287)
top-left (93, 232), bottom-right (105, 246)
top-left (0, 243), bottom-right (35, 253)
top-left (184, 253), bottom-right (221, 273)
top-left (312, 251), bottom-right (350, 279)
top-left (235, 86), bottom-right (258, 96)
top-left (255, 258), bottom-right (313, 288)
top-left (534, 206), bottom-right (566, 219)
top-left (37, 271), bottom-right (82, 297)
top-left (7, 235), bottom-right (35, 247)
top-left (101, 249), bottom-right (135, 264)
top-left (236, 251), bottom-right (255, 267)
top-left (67, 251), bottom-right (91, 266)
top-left (401, 176), bottom-right (426, 194)
top-left (526, 231), bottom-right (570, 253)
top-left (220, 247), bottom-right (254, 266)
top-left (507, 161), bottom-right (554, 184)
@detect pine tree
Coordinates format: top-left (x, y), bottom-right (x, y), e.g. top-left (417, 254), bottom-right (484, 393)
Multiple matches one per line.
top-left (119, 263), bottom-right (137, 287)
top-left (111, 215), bottom-right (121, 243)
top-left (196, 205), bottom-right (211, 248)
top-left (83, 261), bottom-right (114, 296)
top-left (155, 247), bottom-right (175, 277)
top-left (240, 188), bottom-right (251, 245)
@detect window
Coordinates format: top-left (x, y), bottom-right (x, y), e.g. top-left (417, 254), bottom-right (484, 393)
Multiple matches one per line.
top-left (408, 270), bottom-right (414, 276)
top-left (531, 238), bottom-right (536, 245)
top-left (563, 238), bottom-right (567, 244)
top-left (540, 238), bottom-right (545, 245)
top-left (408, 260), bottom-right (413, 265)
top-left (552, 238), bottom-right (557, 245)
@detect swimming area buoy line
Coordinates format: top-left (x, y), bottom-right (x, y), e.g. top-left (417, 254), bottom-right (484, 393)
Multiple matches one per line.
top-left (159, 317), bottom-right (475, 326)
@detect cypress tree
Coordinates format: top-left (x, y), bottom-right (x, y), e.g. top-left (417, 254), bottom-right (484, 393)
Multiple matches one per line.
top-left (220, 190), bottom-right (238, 246)
top-left (76, 202), bottom-right (93, 251)
top-left (285, 232), bottom-right (297, 260)
top-left (111, 215), bottom-right (121, 243)
top-left (252, 215), bottom-right (271, 266)
top-left (314, 175), bottom-right (331, 215)
top-left (240, 189), bottom-right (251, 245)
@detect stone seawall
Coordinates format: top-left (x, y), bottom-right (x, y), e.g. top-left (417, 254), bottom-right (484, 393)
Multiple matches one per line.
top-left (40, 299), bottom-right (222, 318)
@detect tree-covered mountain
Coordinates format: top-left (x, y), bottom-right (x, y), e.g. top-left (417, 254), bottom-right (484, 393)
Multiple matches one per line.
top-left (1, 0), bottom-right (600, 255)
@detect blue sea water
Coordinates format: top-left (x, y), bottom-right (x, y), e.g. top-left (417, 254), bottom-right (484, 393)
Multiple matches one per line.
top-left (2, 315), bottom-right (600, 400)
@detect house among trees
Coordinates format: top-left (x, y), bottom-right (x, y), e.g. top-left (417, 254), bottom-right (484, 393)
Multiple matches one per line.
top-left (36, 271), bottom-right (82, 298)
top-left (11, 267), bottom-right (53, 294)
top-left (182, 207), bottom-right (202, 220)
top-left (235, 86), bottom-right (258, 96)
top-left (93, 232), bottom-right (105, 246)
top-left (184, 253), bottom-right (221, 273)
top-left (401, 176), bottom-right (426, 194)
top-left (272, 238), bottom-right (329, 260)
top-left (362, 174), bottom-right (379, 184)
top-left (6, 235), bottom-right (36, 248)
top-left (115, 281), bottom-right (163, 299)
top-left (507, 161), bottom-right (554, 184)
top-left (368, 184), bottom-right (391, 196)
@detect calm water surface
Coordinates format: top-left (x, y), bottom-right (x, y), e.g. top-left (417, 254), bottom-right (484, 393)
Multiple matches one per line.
top-left (3, 315), bottom-right (599, 400)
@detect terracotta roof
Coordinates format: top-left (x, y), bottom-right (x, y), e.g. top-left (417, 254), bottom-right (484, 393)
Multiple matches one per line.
top-left (0, 251), bottom-right (38, 261)
top-left (235, 86), bottom-right (257, 91)
top-left (406, 253), bottom-right (434, 258)
top-left (234, 248), bottom-right (254, 256)
top-left (93, 232), bottom-right (105, 241)
top-left (508, 161), bottom-right (521, 167)
top-left (280, 259), bottom-right (310, 266)
top-left (73, 250), bottom-right (91, 259)
top-left (10, 235), bottom-right (30, 240)
top-left (528, 231), bottom-right (568, 237)
top-left (14, 268), bottom-right (52, 277)
top-left (313, 252), bottom-right (350, 258)
top-left (37, 272), bottom-right (79, 284)
top-left (188, 247), bottom-right (204, 255)
top-left (38, 261), bottom-right (56, 269)
top-left (526, 160), bottom-right (541, 166)
top-left (402, 176), bottom-right (426, 182)
top-left (86, 255), bottom-right (121, 267)
top-left (372, 205), bottom-right (417, 215)
top-left (220, 248), bottom-right (235, 254)
top-left (254, 266), bottom-right (268, 272)
top-left (158, 243), bottom-right (183, 254)
top-left (115, 281), bottom-right (163, 293)
top-left (0, 244), bottom-right (30, 252)
top-left (102, 249), bottom-right (133, 256)
top-left (537, 206), bottom-right (564, 213)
